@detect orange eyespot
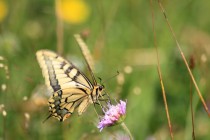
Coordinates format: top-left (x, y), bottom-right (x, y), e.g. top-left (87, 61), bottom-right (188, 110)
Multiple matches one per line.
top-left (63, 113), bottom-right (71, 121)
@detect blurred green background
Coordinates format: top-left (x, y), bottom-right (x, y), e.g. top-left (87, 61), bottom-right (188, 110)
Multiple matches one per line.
top-left (0, 0), bottom-right (210, 139)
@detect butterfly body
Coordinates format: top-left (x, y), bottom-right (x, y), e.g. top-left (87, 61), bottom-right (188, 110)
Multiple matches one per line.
top-left (36, 50), bottom-right (104, 121)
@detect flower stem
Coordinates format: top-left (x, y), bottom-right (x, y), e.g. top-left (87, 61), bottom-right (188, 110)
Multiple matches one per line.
top-left (121, 122), bottom-right (133, 140)
top-left (55, 0), bottom-right (64, 55)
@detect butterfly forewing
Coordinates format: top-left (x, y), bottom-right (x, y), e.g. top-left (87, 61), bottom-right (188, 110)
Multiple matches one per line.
top-left (36, 50), bottom-right (95, 121)
top-left (36, 50), bottom-right (93, 91)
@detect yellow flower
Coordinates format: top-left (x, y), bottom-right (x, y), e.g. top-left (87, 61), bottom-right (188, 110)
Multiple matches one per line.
top-left (0, 0), bottom-right (7, 22)
top-left (58, 0), bottom-right (90, 24)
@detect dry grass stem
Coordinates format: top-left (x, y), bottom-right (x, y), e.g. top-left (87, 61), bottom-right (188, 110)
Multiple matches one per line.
top-left (157, 0), bottom-right (210, 117)
top-left (150, 1), bottom-right (174, 139)
top-left (93, 0), bottom-right (120, 59)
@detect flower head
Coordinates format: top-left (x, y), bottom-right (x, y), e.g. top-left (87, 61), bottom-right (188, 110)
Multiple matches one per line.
top-left (98, 100), bottom-right (127, 131)
top-left (58, 0), bottom-right (90, 24)
top-left (0, 0), bottom-right (8, 22)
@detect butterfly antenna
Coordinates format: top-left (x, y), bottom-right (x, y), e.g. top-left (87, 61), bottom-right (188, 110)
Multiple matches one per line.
top-left (74, 34), bottom-right (97, 85)
top-left (102, 71), bottom-right (119, 84)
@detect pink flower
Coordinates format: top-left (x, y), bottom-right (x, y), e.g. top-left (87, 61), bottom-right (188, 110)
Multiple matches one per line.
top-left (98, 100), bottom-right (127, 131)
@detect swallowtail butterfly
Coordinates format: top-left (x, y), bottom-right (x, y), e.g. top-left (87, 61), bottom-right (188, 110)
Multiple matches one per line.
top-left (36, 50), bottom-right (104, 121)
